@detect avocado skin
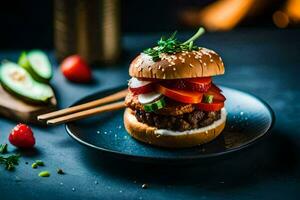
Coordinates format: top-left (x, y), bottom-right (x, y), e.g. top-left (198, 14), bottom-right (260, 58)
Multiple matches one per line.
top-left (1, 82), bottom-right (52, 105)
top-left (18, 51), bottom-right (52, 83)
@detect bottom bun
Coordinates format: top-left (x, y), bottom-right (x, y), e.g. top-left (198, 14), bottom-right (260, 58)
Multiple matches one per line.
top-left (123, 108), bottom-right (227, 148)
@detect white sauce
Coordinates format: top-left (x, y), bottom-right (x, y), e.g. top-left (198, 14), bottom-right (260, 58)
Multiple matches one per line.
top-left (154, 108), bottom-right (227, 136)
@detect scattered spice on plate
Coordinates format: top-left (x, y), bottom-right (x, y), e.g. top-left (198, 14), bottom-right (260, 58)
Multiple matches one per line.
top-left (141, 183), bottom-right (148, 189)
top-left (57, 168), bottom-right (64, 174)
top-left (35, 160), bottom-right (44, 166)
top-left (31, 162), bottom-right (38, 169)
top-left (39, 171), bottom-right (50, 177)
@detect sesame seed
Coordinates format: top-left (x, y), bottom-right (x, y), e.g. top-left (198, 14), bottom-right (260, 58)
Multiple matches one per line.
top-left (210, 59), bottom-right (214, 63)
top-left (162, 68), bottom-right (165, 72)
top-left (173, 67), bottom-right (176, 71)
top-left (160, 53), bottom-right (167, 60)
top-left (158, 65), bottom-right (162, 69)
top-left (189, 63), bottom-right (194, 68)
top-left (204, 63), bottom-right (207, 66)
top-left (171, 55), bottom-right (177, 60)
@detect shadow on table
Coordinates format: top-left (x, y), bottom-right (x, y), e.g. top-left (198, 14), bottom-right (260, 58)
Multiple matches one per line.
top-left (13, 147), bottom-right (43, 158)
top-left (79, 128), bottom-right (299, 191)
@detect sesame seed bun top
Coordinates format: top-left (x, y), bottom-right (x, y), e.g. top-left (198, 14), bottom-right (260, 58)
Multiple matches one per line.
top-left (129, 47), bottom-right (225, 79)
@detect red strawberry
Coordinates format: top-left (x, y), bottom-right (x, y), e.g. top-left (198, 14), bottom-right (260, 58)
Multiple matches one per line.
top-left (60, 55), bottom-right (92, 83)
top-left (9, 124), bottom-right (35, 148)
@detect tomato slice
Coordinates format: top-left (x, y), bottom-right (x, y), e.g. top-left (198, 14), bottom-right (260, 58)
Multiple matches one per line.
top-left (210, 83), bottom-right (222, 93)
top-left (155, 84), bottom-right (203, 104)
top-left (184, 77), bottom-right (212, 92)
top-left (196, 101), bottom-right (224, 112)
top-left (202, 84), bottom-right (226, 102)
top-left (129, 85), bottom-right (153, 95)
top-left (186, 77), bottom-right (212, 86)
top-left (167, 77), bottom-right (211, 92)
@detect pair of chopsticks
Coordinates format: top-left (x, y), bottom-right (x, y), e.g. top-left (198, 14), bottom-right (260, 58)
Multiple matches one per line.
top-left (38, 89), bottom-right (127, 125)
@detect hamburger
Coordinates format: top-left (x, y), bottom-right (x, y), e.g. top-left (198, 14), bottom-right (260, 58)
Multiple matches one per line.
top-left (124, 28), bottom-right (226, 148)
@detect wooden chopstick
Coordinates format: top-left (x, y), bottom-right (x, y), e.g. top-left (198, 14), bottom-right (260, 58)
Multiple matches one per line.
top-left (38, 89), bottom-right (127, 121)
top-left (46, 101), bottom-right (125, 125)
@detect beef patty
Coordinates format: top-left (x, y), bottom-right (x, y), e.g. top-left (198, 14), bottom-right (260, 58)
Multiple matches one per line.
top-left (135, 109), bottom-right (221, 131)
top-left (125, 91), bottom-right (195, 116)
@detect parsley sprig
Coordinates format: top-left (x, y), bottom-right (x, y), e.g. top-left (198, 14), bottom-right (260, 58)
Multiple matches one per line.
top-left (0, 143), bottom-right (8, 154)
top-left (143, 27), bottom-right (205, 61)
top-left (0, 154), bottom-right (20, 170)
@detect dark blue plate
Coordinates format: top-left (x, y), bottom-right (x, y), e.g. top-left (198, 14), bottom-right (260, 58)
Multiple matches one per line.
top-left (66, 85), bottom-right (274, 163)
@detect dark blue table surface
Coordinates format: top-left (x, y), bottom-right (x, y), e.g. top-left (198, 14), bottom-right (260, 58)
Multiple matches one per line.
top-left (1, 29), bottom-right (300, 200)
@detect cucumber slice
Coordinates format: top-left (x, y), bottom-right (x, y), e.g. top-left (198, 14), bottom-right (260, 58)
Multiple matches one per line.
top-left (143, 97), bottom-right (166, 112)
top-left (18, 50), bottom-right (52, 83)
top-left (0, 61), bottom-right (54, 104)
top-left (203, 94), bottom-right (214, 103)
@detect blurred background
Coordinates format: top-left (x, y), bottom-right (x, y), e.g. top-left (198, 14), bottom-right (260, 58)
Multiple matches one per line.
top-left (0, 0), bottom-right (300, 49)
top-left (0, 0), bottom-right (299, 62)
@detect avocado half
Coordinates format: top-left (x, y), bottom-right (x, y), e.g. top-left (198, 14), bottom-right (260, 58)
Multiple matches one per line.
top-left (0, 61), bottom-right (54, 104)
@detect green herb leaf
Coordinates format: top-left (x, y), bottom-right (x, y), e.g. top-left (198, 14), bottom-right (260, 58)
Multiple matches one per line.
top-left (182, 27), bottom-right (205, 45)
top-left (143, 27), bottom-right (205, 61)
top-left (0, 154), bottom-right (20, 170)
top-left (0, 143), bottom-right (8, 154)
